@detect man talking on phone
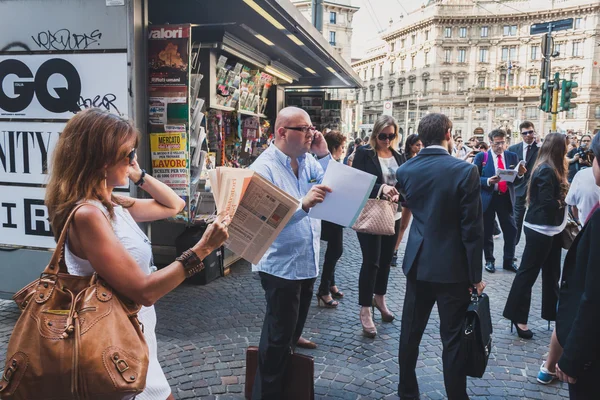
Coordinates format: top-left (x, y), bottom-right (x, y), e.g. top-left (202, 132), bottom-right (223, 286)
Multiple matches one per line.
top-left (508, 121), bottom-right (539, 246)
top-left (473, 129), bottom-right (526, 273)
top-left (249, 107), bottom-right (332, 399)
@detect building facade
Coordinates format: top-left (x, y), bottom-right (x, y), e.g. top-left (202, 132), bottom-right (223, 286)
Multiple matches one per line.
top-left (352, 0), bottom-right (600, 141)
top-left (292, 0), bottom-right (361, 135)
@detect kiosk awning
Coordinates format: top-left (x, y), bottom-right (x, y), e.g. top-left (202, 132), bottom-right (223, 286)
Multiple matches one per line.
top-left (148, 0), bottom-right (362, 89)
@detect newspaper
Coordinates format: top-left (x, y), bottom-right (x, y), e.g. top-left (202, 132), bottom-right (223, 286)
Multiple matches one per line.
top-left (209, 167), bottom-right (299, 264)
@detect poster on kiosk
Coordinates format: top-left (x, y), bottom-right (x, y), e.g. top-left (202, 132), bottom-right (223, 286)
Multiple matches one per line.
top-left (148, 24), bottom-right (191, 218)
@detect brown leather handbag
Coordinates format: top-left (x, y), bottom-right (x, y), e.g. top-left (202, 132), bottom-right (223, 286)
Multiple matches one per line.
top-left (244, 346), bottom-right (314, 400)
top-left (0, 204), bottom-right (149, 400)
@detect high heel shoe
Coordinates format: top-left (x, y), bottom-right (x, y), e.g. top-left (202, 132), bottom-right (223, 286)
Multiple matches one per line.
top-left (511, 322), bottom-right (533, 339)
top-left (372, 297), bottom-right (395, 322)
top-left (316, 294), bottom-right (338, 308)
top-left (330, 286), bottom-right (344, 299)
top-left (360, 308), bottom-right (377, 338)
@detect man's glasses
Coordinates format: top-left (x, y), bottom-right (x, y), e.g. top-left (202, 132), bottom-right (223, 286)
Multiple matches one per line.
top-left (492, 141), bottom-right (506, 147)
top-left (128, 148), bottom-right (136, 165)
top-left (521, 130), bottom-right (535, 136)
top-left (284, 126), bottom-right (316, 134)
top-left (377, 133), bottom-right (397, 141)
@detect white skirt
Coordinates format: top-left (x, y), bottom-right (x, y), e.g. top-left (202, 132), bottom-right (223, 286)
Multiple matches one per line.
top-left (137, 306), bottom-right (171, 400)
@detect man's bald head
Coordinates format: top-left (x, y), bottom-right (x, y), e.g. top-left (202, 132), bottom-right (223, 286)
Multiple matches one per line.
top-left (274, 107), bottom-right (311, 132)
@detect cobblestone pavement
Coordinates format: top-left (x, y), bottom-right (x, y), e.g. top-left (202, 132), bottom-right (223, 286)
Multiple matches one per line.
top-left (0, 229), bottom-right (570, 399)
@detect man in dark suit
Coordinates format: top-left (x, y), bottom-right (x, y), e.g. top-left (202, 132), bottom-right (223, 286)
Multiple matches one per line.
top-left (395, 113), bottom-right (485, 400)
top-left (473, 129), bottom-right (526, 273)
top-left (508, 121), bottom-right (539, 246)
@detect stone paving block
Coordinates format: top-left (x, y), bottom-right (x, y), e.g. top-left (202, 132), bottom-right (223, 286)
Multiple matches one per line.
top-left (0, 230), bottom-right (567, 399)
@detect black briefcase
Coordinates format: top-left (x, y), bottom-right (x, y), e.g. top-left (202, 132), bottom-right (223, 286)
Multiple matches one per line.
top-left (244, 346), bottom-right (314, 400)
top-left (461, 287), bottom-right (493, 378)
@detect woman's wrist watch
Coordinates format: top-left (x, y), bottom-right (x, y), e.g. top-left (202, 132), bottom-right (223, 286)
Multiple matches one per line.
top-left (134, 169), bottom-right (146, 186)
top-left (176, 248), bottom-right (205, 278)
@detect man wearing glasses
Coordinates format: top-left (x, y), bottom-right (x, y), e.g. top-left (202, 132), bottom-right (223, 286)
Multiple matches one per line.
top-left (508, 121), bottom-right (540, 246)
top-left (473, 129), bottom-right (526, 273)
top-left (249, 107), bottom-right (332, 399)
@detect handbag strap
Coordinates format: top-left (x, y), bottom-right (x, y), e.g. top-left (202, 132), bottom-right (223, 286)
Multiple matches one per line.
top-left (43, 202), bottom-right (112, 276)
top-left (376, 184), bottom-right (387, 200)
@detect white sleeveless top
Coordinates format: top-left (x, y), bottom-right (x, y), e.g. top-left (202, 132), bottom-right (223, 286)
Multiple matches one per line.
top-left (64, 201), bottom-right (171, 399)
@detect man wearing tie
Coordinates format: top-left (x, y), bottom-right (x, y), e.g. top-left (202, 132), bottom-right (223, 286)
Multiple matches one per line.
top-left (473, 129), bottom-right (527, 273)
top-left (508, 121), bottom-right (539, 246)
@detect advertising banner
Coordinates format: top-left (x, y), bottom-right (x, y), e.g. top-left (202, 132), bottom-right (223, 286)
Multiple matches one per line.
top-left (0, 122), bottom-right (64, 185)
top-left (0, 53), bottom-right (127, 119)
top-left (0, 186), bottom-right (55, 249)
top-left (150, 132), bottom-right (190, 198)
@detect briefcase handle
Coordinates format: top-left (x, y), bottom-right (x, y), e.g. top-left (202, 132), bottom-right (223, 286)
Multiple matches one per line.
top-left (470, 285), bottom-right (479, 302)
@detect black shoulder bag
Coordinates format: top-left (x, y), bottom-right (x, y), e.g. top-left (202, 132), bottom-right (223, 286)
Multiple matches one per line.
top-left (461, 286), bottom-right (493, 378)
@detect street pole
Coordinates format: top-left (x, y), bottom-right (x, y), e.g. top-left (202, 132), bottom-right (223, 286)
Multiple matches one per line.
top-left (404, 97), bottom-right (409, 135)
top-left (416, 93), bottom-right (420, 127)
top-left (551, 72), bottom-right (559, 132)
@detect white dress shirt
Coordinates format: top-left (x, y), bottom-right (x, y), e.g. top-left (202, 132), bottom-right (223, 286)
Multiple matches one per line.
top-left (486, 152), bottom-right (506, 190)
top-left (565, 168), bottom-right (600, 224)
top-left (521, 141), bottom-right (536, 161)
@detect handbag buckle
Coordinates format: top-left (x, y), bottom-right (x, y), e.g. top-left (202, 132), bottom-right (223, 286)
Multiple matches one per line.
top-left (112, 353), bottom-right (130, 373)
top-left (2, 364), bottom-right (16, 383)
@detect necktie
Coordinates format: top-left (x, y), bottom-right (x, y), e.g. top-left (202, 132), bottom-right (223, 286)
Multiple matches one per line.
top-left (497, 154), bottom-right (507, 193)
top-left (525, 145), bottom-right (531, 161)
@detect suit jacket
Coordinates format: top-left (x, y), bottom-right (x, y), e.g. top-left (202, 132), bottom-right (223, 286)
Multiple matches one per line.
top-left (556, 208), bottom-right (600, 378)
top-left (472, 150), bottom-right (522, 212)
top-left (524, 164), bottom-right (565, 226)
top-left (395, 147), bottom-right (483, 284)
top-left (352, 145), bottom-right (405, 199)
top-left (508, 142), bottom-right (539, 197)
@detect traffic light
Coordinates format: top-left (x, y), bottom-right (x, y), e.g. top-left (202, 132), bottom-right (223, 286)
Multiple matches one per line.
top-left (539, 82), bottom-right (552, 112)
top-left (560, 80), bottom-right (578, 111)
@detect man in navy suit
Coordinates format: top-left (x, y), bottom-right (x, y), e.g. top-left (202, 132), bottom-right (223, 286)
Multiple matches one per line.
top-left (473, 129), bottom-right (526, 273)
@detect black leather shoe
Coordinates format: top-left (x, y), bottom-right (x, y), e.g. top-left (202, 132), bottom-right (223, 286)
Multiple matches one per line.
top-left (485, 262), bottom-right (496, 273)
top-left (503, 262), bottom-right (518, 273)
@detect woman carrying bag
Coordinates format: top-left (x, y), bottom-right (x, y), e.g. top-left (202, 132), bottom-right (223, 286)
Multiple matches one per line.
top-left (502, 132), bottom-right (569, 339)
top-left (20, 108), bottom-right (229, 400)
top-left (352, 115), bottom-right (405, 338)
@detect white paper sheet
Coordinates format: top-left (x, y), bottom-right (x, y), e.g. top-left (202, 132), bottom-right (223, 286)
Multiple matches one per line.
top-left (497, 161), bottom-right (525, 183)
top-left (497, 169), bottom-right (518, 183)
top-left (309, 160), bottom-right (376, 227)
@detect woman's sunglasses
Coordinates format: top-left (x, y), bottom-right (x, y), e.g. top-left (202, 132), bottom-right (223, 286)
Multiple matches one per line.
top-left (127, 148), bottom-right (136, 165)
top-left (377, 133), bottom-right (397, 141)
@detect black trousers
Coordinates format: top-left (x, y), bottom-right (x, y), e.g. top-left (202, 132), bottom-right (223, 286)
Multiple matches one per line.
top-left (252, 273), bottom-right (316, 400)
top-left (484, 193), bottom-right (517, 264)
top-left (503, 227), bottom-right (562, 323)
top-left (569, 365), bottom-right (600, 399)
top-left (398, 276), bottom-right (471, 400)
top-left (318, 221), bottom-right (344, 296)
top-left (513, 194), bottom-right (527, 245)
top-left (357, 219), bottom-right (401, 306)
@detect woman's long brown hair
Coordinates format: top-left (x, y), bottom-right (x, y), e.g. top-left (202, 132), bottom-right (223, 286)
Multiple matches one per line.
top-left (526, 132), bottom-right (569, 205)
top-left (45, 108), bottom-right (139, 241)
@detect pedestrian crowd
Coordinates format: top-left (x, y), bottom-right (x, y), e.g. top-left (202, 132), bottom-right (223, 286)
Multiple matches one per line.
top-left (3, 107), bottom-right (599, 400)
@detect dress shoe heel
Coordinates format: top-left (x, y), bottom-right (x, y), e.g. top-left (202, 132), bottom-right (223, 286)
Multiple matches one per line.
top-left (316, 294), bottom-right (338, 308)
top-left (372, 297), bottom-right (395, 322)
top-left (360, 309), bottom-right (377, 338)
top-left (512, 322), bottom-right (533, 339)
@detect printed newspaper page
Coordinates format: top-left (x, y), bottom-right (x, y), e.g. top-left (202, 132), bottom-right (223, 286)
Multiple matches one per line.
top-left (215, 168), bottom-right (254, 216)
top-left (222, 172), bottom-right (299, 265)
